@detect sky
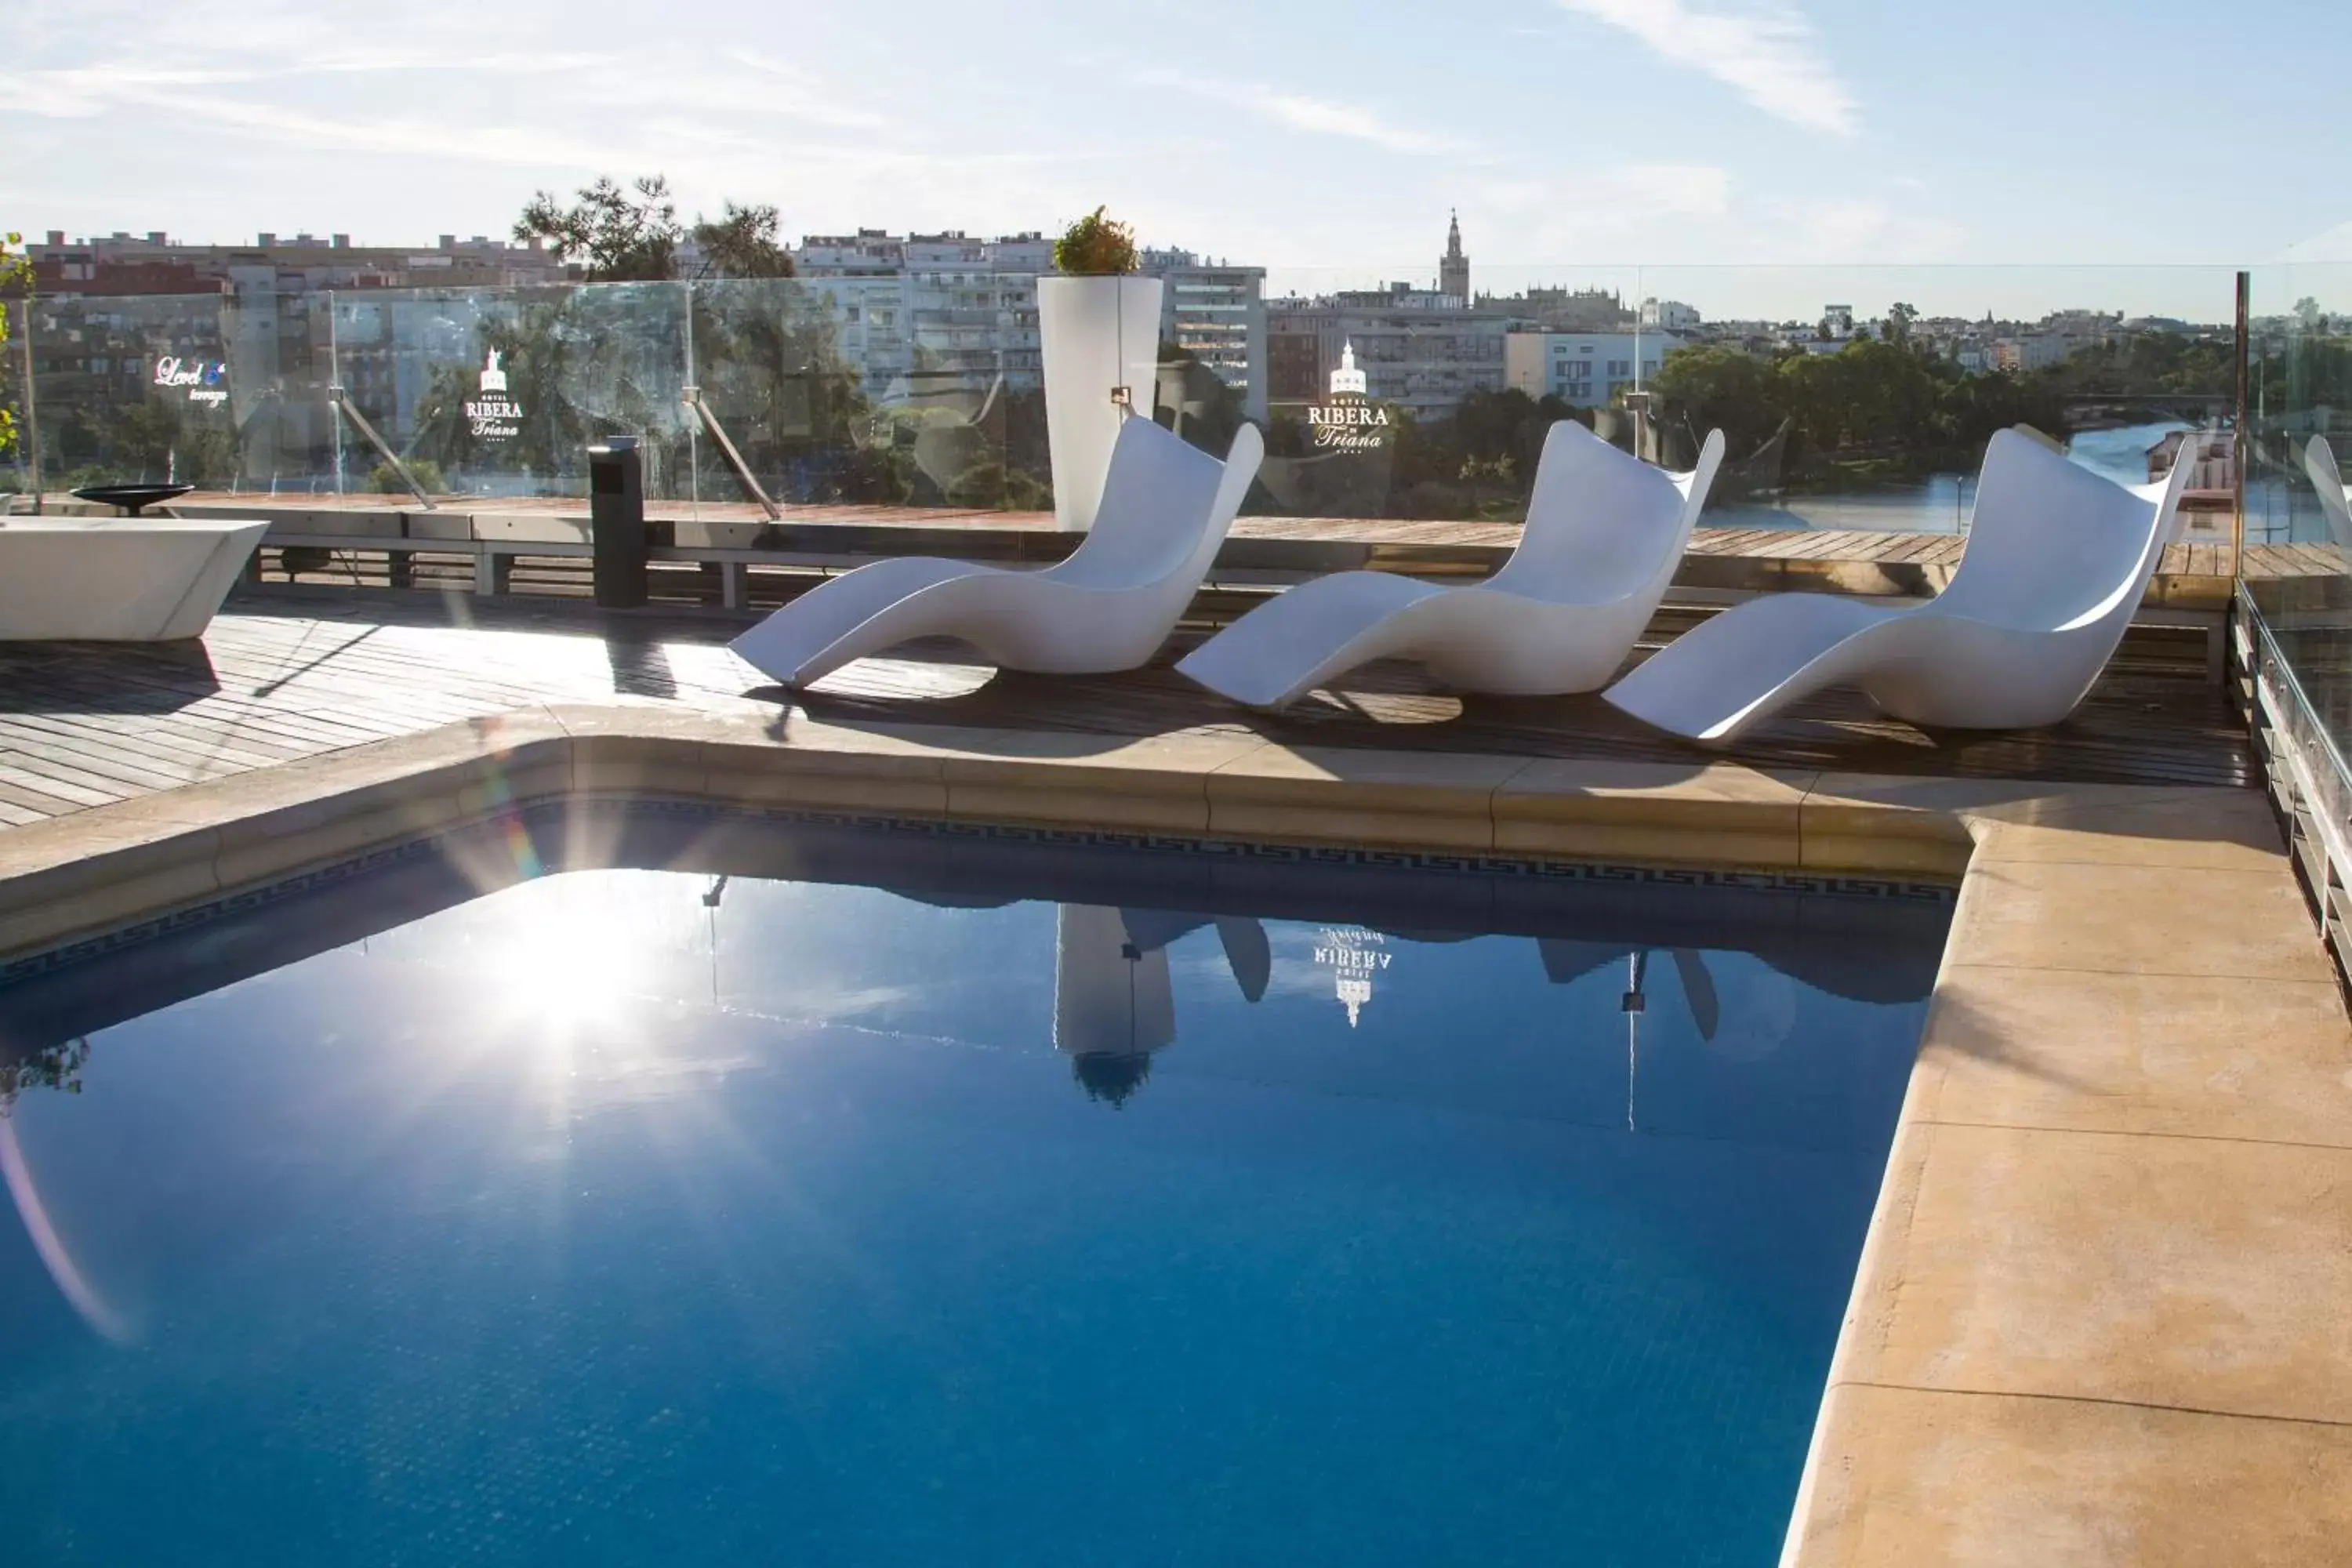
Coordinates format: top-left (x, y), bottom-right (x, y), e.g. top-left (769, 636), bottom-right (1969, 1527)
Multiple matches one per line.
top-left (9, 0), bottom-right (2350, 321)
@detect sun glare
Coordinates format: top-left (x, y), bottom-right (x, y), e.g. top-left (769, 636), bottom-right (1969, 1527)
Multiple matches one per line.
top-left (488, 879), bottom-right (656, 1030)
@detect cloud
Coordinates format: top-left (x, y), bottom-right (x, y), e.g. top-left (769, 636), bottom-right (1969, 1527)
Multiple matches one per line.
top-left (1471, 163), bottom-right (1733, 256)
top-left (719, 48), bottom-right (894, 131)
top-left (1762, 197), bottom-right (1967, 260)
top-left (1136, 70), bottom-right (1468, 155)
top-left (1554, 0), bottom-right (1857, 136)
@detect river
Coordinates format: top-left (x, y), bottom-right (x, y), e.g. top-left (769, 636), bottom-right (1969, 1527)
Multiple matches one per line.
top-left (1706, 420), bottom-right (2190, 535)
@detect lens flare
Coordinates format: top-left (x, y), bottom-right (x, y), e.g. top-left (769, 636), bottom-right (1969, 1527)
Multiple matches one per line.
top-left (0, 1115), bottom-right (134, 1345)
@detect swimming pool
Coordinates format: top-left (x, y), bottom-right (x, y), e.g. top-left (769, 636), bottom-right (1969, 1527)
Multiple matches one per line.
top-left (0, 807), bottom-right (1952, 1566)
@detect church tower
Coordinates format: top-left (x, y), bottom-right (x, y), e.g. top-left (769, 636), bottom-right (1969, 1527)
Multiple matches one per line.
top-left (1439, 209), bottom-right (1469, 305)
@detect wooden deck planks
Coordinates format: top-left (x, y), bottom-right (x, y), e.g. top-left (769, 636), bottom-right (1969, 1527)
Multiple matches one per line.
top-left (0, 581), bottom-right (2252, 831)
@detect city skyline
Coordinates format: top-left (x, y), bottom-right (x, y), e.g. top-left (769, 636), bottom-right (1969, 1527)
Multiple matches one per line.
top-left (11, 0), bottom-right (2348, 325)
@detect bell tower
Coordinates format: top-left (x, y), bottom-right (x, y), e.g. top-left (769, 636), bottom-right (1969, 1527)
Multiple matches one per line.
top-left (1439, 209), bottom-right (1468, 305)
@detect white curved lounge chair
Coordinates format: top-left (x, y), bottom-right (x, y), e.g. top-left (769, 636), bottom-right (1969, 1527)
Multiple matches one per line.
top-left (2303, 436), bottom-right (2352, 556)
top-left (1174, 421), bottom-right (1725, 710)
top-left (1602, 426), bottom-right (2198, 745)
top-left (731, 417), bottom-right (1264, 688)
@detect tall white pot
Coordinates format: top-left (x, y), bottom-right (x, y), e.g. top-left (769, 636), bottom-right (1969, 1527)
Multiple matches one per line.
top-left (1038, 275), bottom-right (1163, 532)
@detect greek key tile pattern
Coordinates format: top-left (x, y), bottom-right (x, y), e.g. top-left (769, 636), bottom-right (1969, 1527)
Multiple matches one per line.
top-left (1, 800), bottom-right (1955, 989)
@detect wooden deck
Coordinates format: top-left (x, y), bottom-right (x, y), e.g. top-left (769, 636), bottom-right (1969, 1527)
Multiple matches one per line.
top-left (0, 583), bottom-right (2252, 829)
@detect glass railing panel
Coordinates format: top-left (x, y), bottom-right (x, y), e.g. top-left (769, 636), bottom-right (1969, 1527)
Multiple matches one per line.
top-left (16, 292), bottom-right (241, 495)
top-left (2243, 263), bottom-right (2352, 766)
top-left (2246, 263), bottom-right (2352, 554)
top-left (1633, 265), bottom-right (2241, 541)
top-left (1245, 263), bottom-right (1646, 523)
top-left (14, 287), bottom-right (351, 501)
top-left (15, 261), bottom-right (2245, 546)
top-left (327, 281), bottom-right (690, 503)
top-left (684, 276), bottom-right (1027, 517)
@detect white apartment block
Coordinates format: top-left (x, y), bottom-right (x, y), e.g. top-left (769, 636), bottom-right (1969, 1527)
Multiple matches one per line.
top-left (1142, 249), bottom-right (1269, 420)
top-left (27, 230), bottom-right (573, 484)
top-left (792, 230), bottom-right (1050, 400)
top-left (1504, 331), bottom-right (1674, 408)
top-left (793, 233), bottom-right (1266, 413)
top-left (1993, 334), bottom-right (2076, 373)
top-left (1640, 298), bottom-right (1701, 332)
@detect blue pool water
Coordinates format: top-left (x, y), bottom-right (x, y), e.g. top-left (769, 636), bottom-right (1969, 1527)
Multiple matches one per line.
top-left (0, 811), bottom-right (1950, 1566)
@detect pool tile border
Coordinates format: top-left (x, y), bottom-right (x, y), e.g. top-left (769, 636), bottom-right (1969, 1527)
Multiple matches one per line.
top-left (0, 798), bottom-right (1951, 989)
top-left (0, 700), bottom-right (2340, 1567)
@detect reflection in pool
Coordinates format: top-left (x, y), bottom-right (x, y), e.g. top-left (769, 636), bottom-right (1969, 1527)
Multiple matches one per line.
top-left (0, 808), bottom-right (1951, 1568)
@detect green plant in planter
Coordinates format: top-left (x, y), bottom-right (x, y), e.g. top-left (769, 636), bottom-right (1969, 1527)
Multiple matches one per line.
top-left (1052, 208), bottom-right (1138, 276)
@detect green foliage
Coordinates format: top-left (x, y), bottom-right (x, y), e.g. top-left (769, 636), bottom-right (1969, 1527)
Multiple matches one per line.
top-left (691, 204), bottom-right (796, 279)
top-left (1442, 387), bottom-right (1585, 474)
top-left (0, 230), bottom-right (30, 458)
top-left (514, 178), bottom-right (804, 285)
top-left (515, 176), bottom-right (683, 281)
top-left (684, 278), bottom-right (907, 503)
top-left (1646, 345), bottom-right (1784, 457)
top-left (1052, 207), bottom-right (1138, 276)
top-left (1650, 336), bottom-right (2080, 488)
top-left (56, 395), bottom-right (241, 488)
top-left (2, 1035), bottom-right (89, 1109)
top-left (943, 459), bottom-right (1052, 510)
top-left (2035, 332), bottom-right (2234, 399)
top-left (369, 457), bottom-right (445, 495)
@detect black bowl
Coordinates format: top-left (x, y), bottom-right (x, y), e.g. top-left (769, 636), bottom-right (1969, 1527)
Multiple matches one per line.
top-left (71, 483), bottom-right (197, 516)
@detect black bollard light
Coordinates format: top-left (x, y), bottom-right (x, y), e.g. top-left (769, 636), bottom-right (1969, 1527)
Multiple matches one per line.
top-left (588, 437), bottom-right (647, 608)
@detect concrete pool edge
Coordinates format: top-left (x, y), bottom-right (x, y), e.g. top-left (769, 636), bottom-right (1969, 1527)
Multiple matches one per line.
top-left (0, 704), bottom-right (2343, 1564)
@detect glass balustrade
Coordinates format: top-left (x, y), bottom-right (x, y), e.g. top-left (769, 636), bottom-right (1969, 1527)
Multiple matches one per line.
top-left (2241, 263), bottom-right (2352, 760)
top-left (5, 263), bottom-right (2252, 546)
top-left (325, 281), bottom-right (691, 503)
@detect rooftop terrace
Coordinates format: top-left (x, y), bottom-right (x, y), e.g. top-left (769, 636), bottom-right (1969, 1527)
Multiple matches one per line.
top-left (3, 258), bottom-right (2351, 1566)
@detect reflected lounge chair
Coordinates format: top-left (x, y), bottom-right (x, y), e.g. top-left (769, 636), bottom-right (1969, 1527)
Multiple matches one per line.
top-left (2305, 436), bottom-right (2352, 556)
top-left (1602, 427), bottom-right (2198, 744)
top-left (730, 418), bottom-right (1263, 688)
top-left (1174, 421), bottom-right (1724, 710)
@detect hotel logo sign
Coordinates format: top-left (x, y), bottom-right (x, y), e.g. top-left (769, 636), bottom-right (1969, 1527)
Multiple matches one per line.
top-left (1313, 926), bottom-right (1391, 1028)
top-left (1305, 339), bottom-right (1391, 452)
top-left (464, 349), bottom-right (523, 442)
top-left (153, 356), bottom-right (228, 408)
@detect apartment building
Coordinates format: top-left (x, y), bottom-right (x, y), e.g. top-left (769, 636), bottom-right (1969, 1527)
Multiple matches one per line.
top-left (1268, 285), bottom-right (1508, 420)
top-left (791, 230), bottom-right (1051, 401)
top-left (792, 232), bottom-right (1267, 415)
top-left (1504, 330), bottom-right (1675, 408)
top-left (24, 231), bottom-right (574, 484)
top-left (29, 230), bottom-right (570, 298)
top-left (1993, 334), bottom-right (2077, 373)
top-left (1141, 249), bottom-right (1269, 420)
top-left (1640, 298), bottom-right (1702, 332)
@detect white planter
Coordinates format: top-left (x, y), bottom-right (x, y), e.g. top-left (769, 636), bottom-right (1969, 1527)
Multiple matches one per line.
top-left (0, 517), bottom-right (268, 640)
top-left (1038, 275), bottom-right (1163, 532)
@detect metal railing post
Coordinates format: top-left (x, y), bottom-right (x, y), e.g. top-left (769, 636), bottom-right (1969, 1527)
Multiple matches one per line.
top-left (681, 387), bottom-right (782, 521)
top-left (2234, 270), bottom-right (2250, 582)
top-left (328, 387), bottom-right (437, 510)
top-left (16, 299), bottom-right (42, 512)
